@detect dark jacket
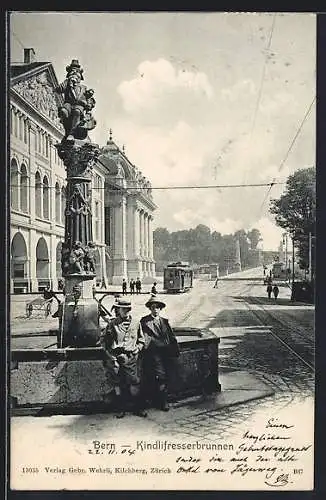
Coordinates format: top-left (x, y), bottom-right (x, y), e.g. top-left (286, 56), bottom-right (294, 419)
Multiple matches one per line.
top-left (139, 314), bottom-right (180, 357)
top-left (57, 80), bottom-right (88, 109)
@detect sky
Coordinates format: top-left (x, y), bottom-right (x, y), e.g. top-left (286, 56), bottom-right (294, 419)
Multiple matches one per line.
top-left (10, 12), bottom-right (316, 250)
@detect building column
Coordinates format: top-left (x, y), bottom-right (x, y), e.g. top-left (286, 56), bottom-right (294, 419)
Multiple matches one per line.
top-left (50, 234), bottom-right (58, 290)
top-left (148, 215), bottom-right (155, 277)
top-left (126, 204), bottom-right (142, 279)
top-left (112, 197), bottom-right (128, 284)
top-left (28, 123), bottom-right (36, 222)
top-left (29, 229), bottom-right (38, 292)
top-left (126, 199), bottom-right (134, 259)
top-left (100, 245), bottom-right (109, 286)
top-left (144, 213), bottom-right (148, 259)
top-left (148, 215), bottom-right (153, 259)
top-left (50, 144), bottom-right (56, 232)
top-left (134, 207), bottom-right (140, 258)
top-left (139, 209), bottom-right (144, 258)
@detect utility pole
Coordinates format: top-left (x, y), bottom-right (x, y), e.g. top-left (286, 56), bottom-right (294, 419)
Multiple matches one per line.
top-left (308, 232), bottom-right (312, 282)
top-left (291, 236), bottom-right (295, 291)
top-left (283, 232), bottom-right (288, 278)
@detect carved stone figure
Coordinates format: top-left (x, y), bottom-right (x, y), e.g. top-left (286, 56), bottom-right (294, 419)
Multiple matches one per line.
top-left (84, 241), bottom-right (96, 273)
top-left (66, 183), bottom-right (90, 216)
top-left (55, 60), bottom-right (96, 142)
top-left (69, 241), bottom-right (85, 274)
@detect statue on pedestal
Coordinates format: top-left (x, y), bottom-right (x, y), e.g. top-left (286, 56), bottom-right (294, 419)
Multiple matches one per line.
top-left (56, 59), bottom-right (96, 142)
top-left (68, 241), bottom-right (85, 274)
top-left (84, 241), bottom-right (97, 274)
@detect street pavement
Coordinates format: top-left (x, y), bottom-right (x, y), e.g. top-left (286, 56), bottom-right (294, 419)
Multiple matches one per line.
top-left (10, 267), bottom-right (315, 490)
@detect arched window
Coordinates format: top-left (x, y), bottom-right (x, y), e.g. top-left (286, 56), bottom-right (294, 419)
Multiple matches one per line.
top-left (55, 182), bottom-right (61, 222)
top-left (61, 186), bottom-right (66, 224)
top-left (20, 164), bottom-right (28, 213)
top-left (11, 159), bottom-right (19, 210)
top-left (36, 237), bottom-right (49, 280)
top-left (11, 232), bottom-right (28, 279)
top-left (35, 171), bottom-right (42, 217)
top-left (43, 175), bottom-right (49, 219)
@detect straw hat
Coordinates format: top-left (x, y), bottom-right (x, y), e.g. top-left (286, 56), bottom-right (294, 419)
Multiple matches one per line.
top-left (145, 295), bottom-right (166, 310)
top-left (113, 298), bottom-right (132, 309)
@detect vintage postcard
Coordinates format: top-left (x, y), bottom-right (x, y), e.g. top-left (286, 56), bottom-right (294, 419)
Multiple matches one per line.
top-left (9, 11), bottom-right (315, 491)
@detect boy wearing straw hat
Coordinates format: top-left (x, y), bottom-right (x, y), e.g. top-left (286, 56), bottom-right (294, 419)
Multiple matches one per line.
top-left (100, 298), bottom-right (147, 418)
top-left (139, 295), bottom-right (180, 412)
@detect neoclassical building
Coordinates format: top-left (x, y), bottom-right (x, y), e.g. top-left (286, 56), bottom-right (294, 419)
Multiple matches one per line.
top-left (10, 48), bottom-right (155, 293)
top-left (101, 132), bottom-right (156, 285)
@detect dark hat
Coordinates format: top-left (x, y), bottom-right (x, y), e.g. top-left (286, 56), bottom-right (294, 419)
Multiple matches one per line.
top-left (66, 59), bottom-right (84, 79)
top-left (145, 295), bottom-right (166, 309)
top-left (113, 298), bottom-right (132, 309)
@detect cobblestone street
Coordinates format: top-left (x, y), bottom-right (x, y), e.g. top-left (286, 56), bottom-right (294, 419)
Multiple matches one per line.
top-left (11, 267), bottom-right (315, 437)
top-left (11, 267), bottom-right (315, 490)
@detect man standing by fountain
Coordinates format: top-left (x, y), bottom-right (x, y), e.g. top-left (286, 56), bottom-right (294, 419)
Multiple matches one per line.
top-left (139, 296), bottom-right (179, 412)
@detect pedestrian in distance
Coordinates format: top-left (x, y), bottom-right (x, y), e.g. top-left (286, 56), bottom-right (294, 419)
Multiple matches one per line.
top-left (213, 277), bottom-right (219, 288)
top-left (130, 278), bottom-right (135, 295)
top-left (135, 277), bottom-right (142, 295)
top-left (151, 282), bottom-right (157, 295)
top-left (100, 298), bottom-right (147, 419)
top-left (273, 285), bottom-right (279, 300)
top-left (139, 295), bottom-right (180, 412)
top-left (267, 284), bottom-right (273, 299)
top-left (122, 278), bottom-right (127, 295)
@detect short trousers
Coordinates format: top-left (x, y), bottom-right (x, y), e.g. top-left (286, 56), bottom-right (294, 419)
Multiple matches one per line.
top-left (103, 352), bottom-right (140, 386)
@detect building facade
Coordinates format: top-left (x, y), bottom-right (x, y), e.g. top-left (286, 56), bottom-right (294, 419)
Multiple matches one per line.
top-left (100, 134), bottom-right (156, 285)
top-left (10, 49), bottom-right (155, 293)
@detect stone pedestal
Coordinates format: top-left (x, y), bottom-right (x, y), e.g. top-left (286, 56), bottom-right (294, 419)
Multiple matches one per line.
top-left (58, 275), bottom-right (99, 348)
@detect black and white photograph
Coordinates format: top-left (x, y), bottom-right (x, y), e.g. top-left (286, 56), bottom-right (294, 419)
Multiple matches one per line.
top-left (8, 11), bottom-right (315, 491)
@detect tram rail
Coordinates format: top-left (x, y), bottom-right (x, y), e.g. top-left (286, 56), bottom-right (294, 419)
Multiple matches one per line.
top-left (241, 282), bottom-right (314, 372)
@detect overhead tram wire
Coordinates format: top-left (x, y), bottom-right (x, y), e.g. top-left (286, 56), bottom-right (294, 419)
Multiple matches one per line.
top-left (257, 95), bottom-right (316, 216)
top-left (243, 12), bottom-right (276, 185)
top-left (10, 181), bottom-right (285, 190)
top-left (249, 12), bottom-right (276, 139)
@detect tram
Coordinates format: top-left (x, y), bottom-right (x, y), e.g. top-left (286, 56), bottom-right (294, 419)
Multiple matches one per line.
top-left (272, 262), bottom-right (288, 279)
top-left (163, 262), bottom-right (193, 293)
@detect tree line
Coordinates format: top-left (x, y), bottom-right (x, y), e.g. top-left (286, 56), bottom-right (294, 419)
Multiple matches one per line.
top-left (269, 166), bottom-right (315, 277)
top-left (153, 225), bottom-right (263, 273)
